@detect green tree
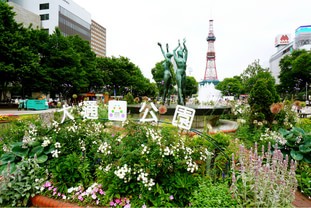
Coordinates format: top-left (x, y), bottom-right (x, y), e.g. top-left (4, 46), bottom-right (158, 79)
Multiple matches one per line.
top-left (240, 59), bottom-right (270, 94)
top-left (216, 77), bottom-right (243, 97)
top-left (278, 49), bottom-right (311, 99)
top-left (95, 56), bottom-right (156, 97)
top-left (0, 2), bottom-right (40, 99)
top-left (19, 28), bottom-right (50, 95)
top-left (185, 76), bottom-right (198, 98)
top-left (248, 72), bottom-right (279, 124)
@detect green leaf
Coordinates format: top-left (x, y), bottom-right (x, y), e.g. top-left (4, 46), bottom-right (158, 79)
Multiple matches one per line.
top-left (303, 154), bottom-right (311, 164)
top-left (11, 142), bottom-right (23, 147)
top-left (299, 145), bottom-right (311, 153)
top-left (28, 141), bottom-right (41, 147)
top-left (12, 146), bottom-right (29, 157)
top-left (290, 150), bottom-right (303, 161)
top-left (29, 146), bottom-right (44, 157)
top-left (0, 153), bottom-right (16, 164)
top-left (44, 145), bottom-right (55, 154)
top-left (36, 155), bottom-right (48, 163)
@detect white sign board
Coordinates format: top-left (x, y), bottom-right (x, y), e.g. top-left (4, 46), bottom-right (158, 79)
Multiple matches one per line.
top-left (172, 105), bottom-right (196, 130)
top-left (108, 100), bottom-right (127, 121)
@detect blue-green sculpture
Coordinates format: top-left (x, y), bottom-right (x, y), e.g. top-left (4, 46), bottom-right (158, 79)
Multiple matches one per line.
top-left (158, 42), bottom-right (173, 105)
top-left (173, 39), bottom-right (187, 105)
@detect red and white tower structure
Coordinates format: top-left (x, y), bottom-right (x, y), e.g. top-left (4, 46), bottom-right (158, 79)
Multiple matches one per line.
top-left (203, 19), bottom-right (218, 82)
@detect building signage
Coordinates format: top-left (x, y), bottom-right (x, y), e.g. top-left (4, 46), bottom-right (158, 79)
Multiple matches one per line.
top-left (275, 34), bottom-right (290, 47)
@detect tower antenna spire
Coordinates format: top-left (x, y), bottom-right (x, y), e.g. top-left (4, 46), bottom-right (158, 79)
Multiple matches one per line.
top-left (203, 19), bottom-right (218, 84)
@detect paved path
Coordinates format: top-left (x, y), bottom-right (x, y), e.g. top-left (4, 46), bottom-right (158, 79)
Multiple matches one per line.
top-left (0, 108), bottom-right (57, 115)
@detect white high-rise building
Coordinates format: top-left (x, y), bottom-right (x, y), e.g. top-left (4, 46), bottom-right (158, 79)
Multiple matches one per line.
top-left (7, 0), bottom-right (106, 56)
top-left (8, 0), bottom-right (91, 41)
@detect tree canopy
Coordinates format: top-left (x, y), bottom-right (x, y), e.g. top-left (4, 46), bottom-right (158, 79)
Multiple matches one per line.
top-left (0, 2), bottom-right (156, 100)
top-left (278, 49), bottom-right (311, 99)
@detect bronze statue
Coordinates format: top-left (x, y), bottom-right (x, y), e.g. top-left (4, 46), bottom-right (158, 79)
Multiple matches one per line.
top-left (158, 42), bottom-right (173, 105)
top-left (173, 39), bottom-right (187, 105)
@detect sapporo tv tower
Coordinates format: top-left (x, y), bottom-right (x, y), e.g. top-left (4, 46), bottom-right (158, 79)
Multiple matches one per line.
top-left (201, 19), bottom-right (219, 85)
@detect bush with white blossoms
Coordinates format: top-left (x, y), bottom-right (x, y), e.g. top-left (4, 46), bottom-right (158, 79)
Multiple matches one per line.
top-left (95, 121), bottom-right (215, 207)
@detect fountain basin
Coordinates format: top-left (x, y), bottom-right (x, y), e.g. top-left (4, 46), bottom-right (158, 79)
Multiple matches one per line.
top-left (127, 104), bottom-right (231, 129)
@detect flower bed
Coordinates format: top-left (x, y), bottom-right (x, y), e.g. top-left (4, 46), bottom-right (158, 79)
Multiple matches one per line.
top-left (0, 103), bottom-right (308, 207)
top-left (0, 114), bottom-right (19, 123)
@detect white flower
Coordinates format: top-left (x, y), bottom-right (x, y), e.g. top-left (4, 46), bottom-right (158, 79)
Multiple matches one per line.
top-left (42, 138), bottom-right (51, 147)
top-left (51, 149), bottom-right (61, 158)
top-left (54, 142), bottom-right (61, 148)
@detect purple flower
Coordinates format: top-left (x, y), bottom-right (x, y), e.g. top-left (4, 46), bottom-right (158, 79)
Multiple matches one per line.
top-left (169, 195), bottom-right (174, 200)
top-left (124, 204), bottom-right (131, 208)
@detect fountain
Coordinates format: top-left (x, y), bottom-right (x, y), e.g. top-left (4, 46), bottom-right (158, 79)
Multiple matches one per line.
top-left (126, 37), bottom-right (237, 133)
top-left (197, 82), bottom-right (222, 105)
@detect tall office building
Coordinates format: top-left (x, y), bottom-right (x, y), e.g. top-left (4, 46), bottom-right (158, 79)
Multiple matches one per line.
top-left (7, 0), bottom-right (106, 56)
top-left (8, 0), bottom-right (91, 41)
top-left (91, 20), bottom-right (106, 57)
top-left (7, 1), bottom-right (41, 29)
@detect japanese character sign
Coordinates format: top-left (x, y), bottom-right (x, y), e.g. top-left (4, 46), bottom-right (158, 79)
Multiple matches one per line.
top-left (81, 101), bottom-right (98, 119)
top-left (139, 102), bottom-right (159, 123)
top-left (59, 104), bottom-right (74, 123)
top-left (172, 105), bottom-right (196, 130)
top-left (108, 100), bottom-right (127, 121)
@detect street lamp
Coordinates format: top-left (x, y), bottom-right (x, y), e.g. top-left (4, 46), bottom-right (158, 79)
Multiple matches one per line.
top-left (306, 82), bottom-right (311, 106)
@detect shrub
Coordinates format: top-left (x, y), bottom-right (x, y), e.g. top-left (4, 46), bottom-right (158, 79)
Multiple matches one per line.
top-left (94, 121), bottom-right (214, 207)
top-left (295, 161), bottom-right (311, 198)
top-left (0, 158), bottom-right (46, 206)
top-left (230, 143), bottom-right (297, 207)
top-left (278, 127), bottom-right (311, 163)
top-left (190, 178), bottom-right (238, 207)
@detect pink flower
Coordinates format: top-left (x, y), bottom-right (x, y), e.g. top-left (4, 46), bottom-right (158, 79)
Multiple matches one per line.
top-left (93, 187), bottom-right (99, 193)
top-left (99, 189), bottom-right (105, 195)
top-left (43, 181), bottom-right (52, 188)
top-left (96, 200), bottom-right (99, 205)
top-left (115, 198), bottom-right (121, 204)
top-left (58, 192), bottom-right (61, 197)
top-left (109, 201), bottom-right (115, 206)
top-left (92, 194), bottom-right (97, 199)
top-left (124, 204), bottom-right (131, 208)
top-left (169, 195), bottom-right (174, 200)
top-left (78, 195), bottom-right (84, 201)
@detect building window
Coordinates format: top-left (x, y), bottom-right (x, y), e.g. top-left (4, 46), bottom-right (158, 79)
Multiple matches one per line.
top-left (40, 3), bottom-right (49, 10)
top-left (40, 14), bottom-right (49, 20)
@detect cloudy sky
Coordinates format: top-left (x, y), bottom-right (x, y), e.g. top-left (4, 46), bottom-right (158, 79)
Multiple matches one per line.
top-left (74, 0), bottom-right (311, 82)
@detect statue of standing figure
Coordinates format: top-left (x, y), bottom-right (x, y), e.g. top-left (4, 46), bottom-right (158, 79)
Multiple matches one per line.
top-left (173, 39), bottom-right (187, 105)
top-left (158, 42), bottom-right (173, 105)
